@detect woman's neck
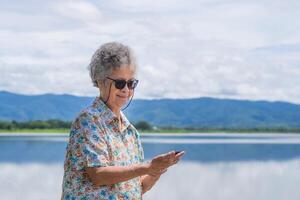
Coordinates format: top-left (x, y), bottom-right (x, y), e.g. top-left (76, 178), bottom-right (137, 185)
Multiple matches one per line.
top-left (111, 107), bottom-right (121, 120)
top-left (99, 96), bottom-right (121, 120)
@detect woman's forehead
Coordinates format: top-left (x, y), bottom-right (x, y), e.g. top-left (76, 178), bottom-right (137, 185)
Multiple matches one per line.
top-left (110, 67), bottom-right (135, 78)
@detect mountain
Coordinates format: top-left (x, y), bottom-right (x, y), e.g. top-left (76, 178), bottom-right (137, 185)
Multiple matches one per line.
top-left (0, 91), bottom-right (92, 122)
top-left (1, 91), bottom-right (300, 128)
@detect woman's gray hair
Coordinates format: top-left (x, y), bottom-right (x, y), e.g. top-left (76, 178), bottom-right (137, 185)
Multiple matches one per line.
top-left (88, 42), bottom-right (137, 87)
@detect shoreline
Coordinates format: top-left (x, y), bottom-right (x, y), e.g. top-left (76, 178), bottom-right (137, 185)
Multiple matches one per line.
top-left (0, 128), bottom-right (299, 134)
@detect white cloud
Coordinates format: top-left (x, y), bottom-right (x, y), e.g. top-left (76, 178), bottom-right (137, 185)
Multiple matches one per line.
top-left (0, 0), bottom-right (300, 103)
top-left (51, 0), bottom-right (103, 25)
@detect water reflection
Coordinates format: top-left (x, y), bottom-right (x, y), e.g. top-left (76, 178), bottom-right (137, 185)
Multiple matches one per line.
top-left (0, 133), bottom-right (300, 199)
top-left (1, 134), bottom-right (300, 163)
top-left (1, 160), bottom-right (299, 200)
top-left (144, 160), bottom-right (300, 200)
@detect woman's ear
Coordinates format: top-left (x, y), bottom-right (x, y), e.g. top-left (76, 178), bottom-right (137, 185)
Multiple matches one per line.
top-left (98, 79), bottom-right (108, 93)
top-left (97, 80), bottom-right (104, 88)
top-left (96, 80), bottom-right (101, 87)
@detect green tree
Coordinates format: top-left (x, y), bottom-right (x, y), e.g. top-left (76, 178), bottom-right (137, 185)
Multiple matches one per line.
top-left (135, 121), bottom-right (152, 130)
top-left (0, 121), bottom-right (13, 129)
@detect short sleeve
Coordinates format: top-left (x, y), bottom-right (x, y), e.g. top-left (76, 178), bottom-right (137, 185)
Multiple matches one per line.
top-left (69, 113), bottom-right (111, 171)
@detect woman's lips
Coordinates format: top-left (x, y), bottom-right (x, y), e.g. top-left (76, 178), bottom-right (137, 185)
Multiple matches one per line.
top-left (117, 95), bottom-right (127, 99)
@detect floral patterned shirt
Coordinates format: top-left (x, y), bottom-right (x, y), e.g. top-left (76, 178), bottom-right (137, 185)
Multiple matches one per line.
top-left (61, 97), bottom-right (145, 200)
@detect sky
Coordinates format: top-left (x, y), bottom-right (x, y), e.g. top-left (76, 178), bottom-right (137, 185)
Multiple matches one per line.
top-left (1, 0), bottom-right (300, 103)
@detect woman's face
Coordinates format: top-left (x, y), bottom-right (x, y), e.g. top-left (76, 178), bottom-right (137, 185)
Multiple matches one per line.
top-left (99, 66), bottom-right (136, 110)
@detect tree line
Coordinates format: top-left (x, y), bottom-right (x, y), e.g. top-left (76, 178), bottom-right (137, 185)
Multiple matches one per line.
top-left (0, 120), bottom-right (154, 130)
top-left (0, 120), bottom-right (72, 129)
top-left (0, 119), bottom-right (299, 132)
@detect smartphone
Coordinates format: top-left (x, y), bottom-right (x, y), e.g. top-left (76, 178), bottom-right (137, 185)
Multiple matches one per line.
top-left (175, 151), bottom-right (184, 155)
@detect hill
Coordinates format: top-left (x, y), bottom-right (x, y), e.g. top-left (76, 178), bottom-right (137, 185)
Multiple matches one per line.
top-left (1, 91), bottom-right (300, 128)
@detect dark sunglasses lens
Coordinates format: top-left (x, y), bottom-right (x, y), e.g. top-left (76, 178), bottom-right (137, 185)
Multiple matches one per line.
top-left (128, 80), bottom-right (138, 89)
top-left (113, 79), bottom-right (138, 90)
top-left (115, 80), bottom-right (126, 89)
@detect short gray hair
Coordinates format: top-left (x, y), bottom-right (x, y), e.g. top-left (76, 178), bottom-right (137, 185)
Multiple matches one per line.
top-left (88, 42), bottom-right (137, 87)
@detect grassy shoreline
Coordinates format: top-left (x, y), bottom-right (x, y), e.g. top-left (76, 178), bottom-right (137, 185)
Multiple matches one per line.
top-left (0, 128), bottom-right (299, 134)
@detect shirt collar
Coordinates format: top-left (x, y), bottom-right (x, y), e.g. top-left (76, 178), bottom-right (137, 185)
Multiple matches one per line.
top-left (92, 96), bottom-right (131, 131)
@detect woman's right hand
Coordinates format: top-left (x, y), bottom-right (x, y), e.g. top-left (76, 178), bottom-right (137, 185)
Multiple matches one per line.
top-left (146, 151), bottom-right (185, 177)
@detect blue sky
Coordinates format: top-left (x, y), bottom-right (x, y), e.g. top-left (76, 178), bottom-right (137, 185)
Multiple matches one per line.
top-left (1, 0), bottom-right (300, 103)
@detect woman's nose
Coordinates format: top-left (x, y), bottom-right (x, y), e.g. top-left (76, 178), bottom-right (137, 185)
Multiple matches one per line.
top-left (120, 84), bottom-right (130, 92)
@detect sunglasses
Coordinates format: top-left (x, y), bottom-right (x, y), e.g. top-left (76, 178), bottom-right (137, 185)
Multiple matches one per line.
top-left (106, 77), bottom-right (139, 90)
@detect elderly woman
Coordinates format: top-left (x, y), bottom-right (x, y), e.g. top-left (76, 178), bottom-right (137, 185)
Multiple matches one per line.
top-left (61, 42), bottom-right (185, 199)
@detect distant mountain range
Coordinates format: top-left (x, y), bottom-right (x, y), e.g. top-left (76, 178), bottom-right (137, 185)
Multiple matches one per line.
top-left (1, 91), bottom-right (300, 128)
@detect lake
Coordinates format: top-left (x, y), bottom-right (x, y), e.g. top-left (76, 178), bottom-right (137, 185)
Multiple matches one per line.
top-left (1, 133), bottom-right (300, 200)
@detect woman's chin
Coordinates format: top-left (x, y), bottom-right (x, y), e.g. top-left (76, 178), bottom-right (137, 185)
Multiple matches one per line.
top-left (115, 97), bottom-right (128, 106)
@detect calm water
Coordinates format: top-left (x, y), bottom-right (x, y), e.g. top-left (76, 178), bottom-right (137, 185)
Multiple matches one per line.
top-left (1, 133), bottom-right (300, 200)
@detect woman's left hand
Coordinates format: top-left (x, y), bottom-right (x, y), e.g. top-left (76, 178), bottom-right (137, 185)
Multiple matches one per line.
top-left (164, 150), bottom-right (185, 169)
top-left (150, 150), bottom-right (185, 177)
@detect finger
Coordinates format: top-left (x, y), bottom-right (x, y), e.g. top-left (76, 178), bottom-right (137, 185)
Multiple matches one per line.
top-left (164, 151), bottom-right (176, 161)
top-left (155, 154), bottom-right (166, 159)
top-left (162, 168), bottom-right (168, 172)
top-left (162, 154), bottom-right (173, 162)
top-left (158, 153), bottom-right (175, 164)
top-left (149, 172), bottom-right (160, 177)
top-left (169, 157), bottom-right (181, 166)
top-left (175, 151), bottom-right (185, 159)
top-left (165, 151), bottom-right (175, 158)
top-left (153, 154), bottom-right (168, 162)
top-left (155, 167), bottom-right (167, 173)
top-left (166, 152), bottom-right (177, 163)
top-left (160, 168), bottom-right (168, 174)
top-left (159, 151), bottom-right (173, 159)
top-left (170, 151), bottom-right (176, 157)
